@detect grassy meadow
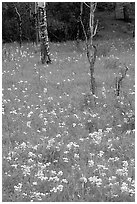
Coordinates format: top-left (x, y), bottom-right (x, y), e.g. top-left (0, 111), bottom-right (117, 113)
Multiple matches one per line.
top-left (2, 20), bottom-right (135, 201)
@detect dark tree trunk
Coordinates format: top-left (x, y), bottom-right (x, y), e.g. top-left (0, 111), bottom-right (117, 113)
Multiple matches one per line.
top-left (123, 5), bottom-right (130, 22)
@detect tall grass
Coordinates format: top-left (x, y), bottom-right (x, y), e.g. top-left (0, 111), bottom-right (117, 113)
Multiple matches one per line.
top-left (2, 38), bottom-right (135, 202)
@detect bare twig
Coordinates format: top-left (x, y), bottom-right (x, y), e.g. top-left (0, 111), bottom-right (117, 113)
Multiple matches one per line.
top-left (93, 2), bottom-right (97, 12)
top-left (84, 2), bottom-right (90, 8)
top-left (115, 64), bottom-right (128, 96)
top-left (93, 20), bottom-right (98, 37)
top-left (80, 3), bottom-right (88, 51)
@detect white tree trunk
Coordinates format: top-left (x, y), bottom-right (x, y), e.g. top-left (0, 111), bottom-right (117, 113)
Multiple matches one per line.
top-left (38, 2), bottom-right (51, 64)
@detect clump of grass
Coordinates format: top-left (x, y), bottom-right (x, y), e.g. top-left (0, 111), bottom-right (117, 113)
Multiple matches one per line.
top-left (103, 55), bottom-right (120, 69)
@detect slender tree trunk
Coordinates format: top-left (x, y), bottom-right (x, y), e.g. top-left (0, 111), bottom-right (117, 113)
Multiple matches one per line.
top-left (38, 2), bottom-right (51, 64)
top-left (88, 3), bottom-right (97, 94)
top-left (34, 2), bottom-right (39, 46)
top-left (15, 6), bottom-right (22, 48)
top-left (80, 2), bottom-right (98, 94)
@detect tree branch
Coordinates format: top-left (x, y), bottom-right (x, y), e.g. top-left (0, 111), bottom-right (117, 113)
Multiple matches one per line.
top-left (93, 2), bottom-right (97, 12)
top-left (15, 6), bottom-right (21, 22)
top-left (93, 19), bottom-right (98, 37)
top-left (84, 2), bottom-right (90, 8)
top-left (80, 2), bottom-right (88, 49)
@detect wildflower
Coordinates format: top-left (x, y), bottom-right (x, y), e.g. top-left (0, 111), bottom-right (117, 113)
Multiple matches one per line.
top-left (57, 185), bottom-right (64, 191)
top-left (44, 88), bottom-right (47, 93)
top-left (72, 123), bottom-right (76, 127)
top-left (33, 145), bottom-right (38, 150)
top-left (89, 176), bottom-right (97, 183)
top-left (47, 138), bottom-right (55, 147)
top-left (98, 151), bottom-right (104, 157)
top-left (50, 170), bottom-right (57, 176)
top-left (109, 176), bottom-right (117, 182)
top-left (50, 187), bottom-right (57, 193)
top-left (56, 134), bottom-right (61, 138)
top-left (57, 171), bottom-right (63, 176)
top-left (80, 175), bottom-right (87, 183)
top-left (74, 153), bottom-right (79, 159)
top-left (121, 182), bottom-right (128, 193)
top-left (49, 176), bottom-right (59, 182)
top-left (88, 176), bottom-right (102, 186)
top-left (96, 178), bottom-right (102, 187)
top-left (88, 160), bottom-right (94, 167)
top-left (21, 165), bottom-right (31, 176)
top-left (33, 182), bottom-right (37, 185)
top-left (61, 179), bottom-right (68, 183)
top-left (67, 142), bottom-right (73, 149)
top-left (127, 177), bottom-right (132, 182)
top-left (14, 183), bottom-right (22, 192)
top-left (123, 161), bottom-right (128, 167)
top-left (28, 152), bottom-right (36, 158)
top-left (63, 157), bottom-right (69, 162)
top-left (128, 188), bottom-right (135, 196)
top-left (27, 111), bottom-right (33, 117)
top-left (28, 158), bottom-right (34, 163)
top-left (20, 142), bottom-right (27, 149)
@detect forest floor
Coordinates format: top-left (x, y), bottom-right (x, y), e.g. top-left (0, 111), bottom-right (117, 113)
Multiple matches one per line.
top-left (2, 13), bottom-right (135, 202)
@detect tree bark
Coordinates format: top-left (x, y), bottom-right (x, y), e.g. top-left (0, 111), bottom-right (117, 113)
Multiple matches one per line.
top-left (80, 2), bottom-right (97, 94)
top-left (38, 2), bottom-right (51, 64)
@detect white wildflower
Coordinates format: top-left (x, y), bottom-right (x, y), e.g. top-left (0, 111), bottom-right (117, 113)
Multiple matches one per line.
top-left (58, 171), bottom-right (63, 176)
top-left (80, 175), bottom-right (87, 183)
top-left (123, 161), bottom-right (128, 167)
top-left (47, 138), bottom-right (55, 147)
top-left (50, 187), bottom-right (57, 193)
top-left (28, 152), bottom-right (36, 158)
top-left (74, 153), bottom-right (79, 159)
top-left (27, 111), bottom-right (33, 117)
top-left (33, 182), bottom-right (37, 185)
top-left (20, 142), bottom-right (27, 149)
top-left (98, 151), bottom-right (104, 157)
top-left (63, 157), bottom-right (69, 162)
top-left (57, 185), bottom-right (64, 191)
top-left (14, 183), bottom-right (22, 192)
top-left (61, 179), bottom-right (68, 183)
top-left (21, 165), bottom-right (31, 176)
top-left (96, 178), bottom-right (102, 187)
top-left (121, 182), bottom-right (128, 193)
top-left (88, 176), bottom-right (102, 186)
top-left (88, 160), bottom-right (94, 167)
top-left (49, 176), bottom-right (59, 182)
top-left (50, 170), bottom-right (57, 175)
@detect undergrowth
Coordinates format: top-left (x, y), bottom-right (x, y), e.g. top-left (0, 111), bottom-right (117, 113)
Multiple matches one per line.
top-left (2, 38), bottom-right (135, 202)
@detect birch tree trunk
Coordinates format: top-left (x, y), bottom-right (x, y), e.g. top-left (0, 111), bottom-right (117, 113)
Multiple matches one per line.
top-left (80, 2), bottom-right (98, 94)
top-left (88, 2), bottom-right (97, 94)
top-left (38, 2), bottom-right (51, 64)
